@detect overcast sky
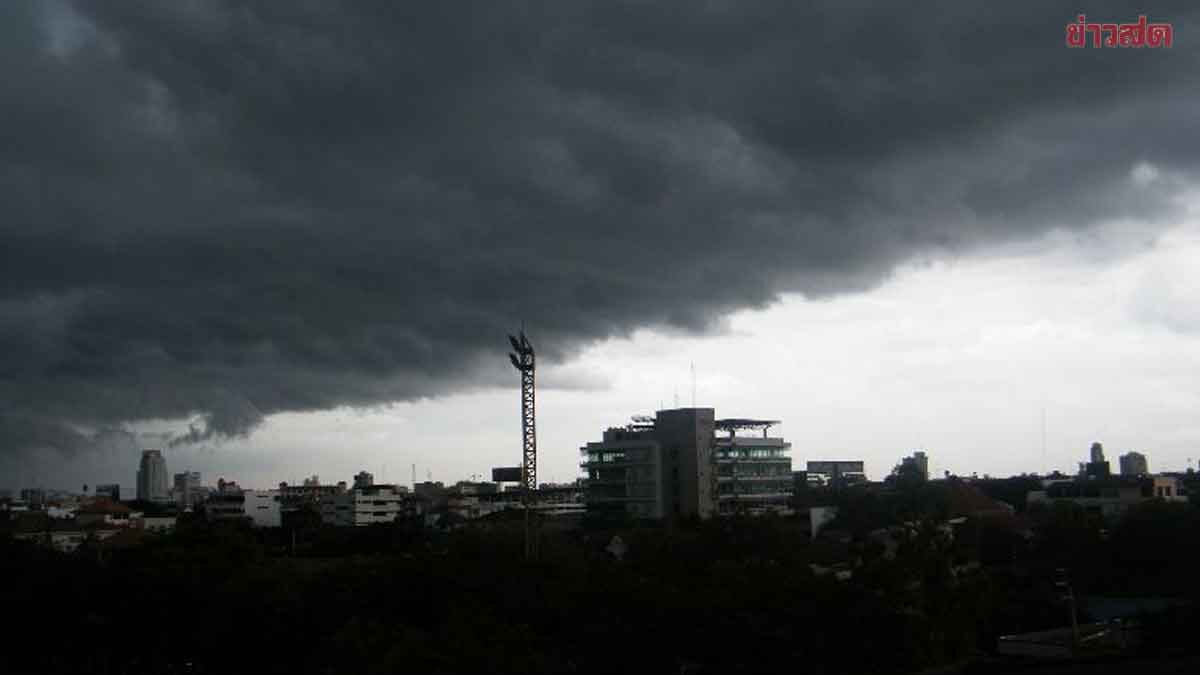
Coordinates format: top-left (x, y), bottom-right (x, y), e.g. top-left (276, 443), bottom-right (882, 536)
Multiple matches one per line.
top-left (3, 2), bottom-right (1199, 492)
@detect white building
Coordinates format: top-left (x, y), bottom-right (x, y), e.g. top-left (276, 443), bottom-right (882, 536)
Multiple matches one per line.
top-left (243, 490), bottom-right (281, 528)
top-left (321, 485), bottom-right (410, 526)
top-left (202, 489), bottom-right (281, 527)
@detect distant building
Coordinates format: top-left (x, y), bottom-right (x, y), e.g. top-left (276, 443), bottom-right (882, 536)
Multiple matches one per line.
top-left (136, 450), bottom-right (169, 502)
top-left (94, 484), bottom-right (121, 501)
top-left (205, 492), bottom-right (246, 522)
top-left (805, 461), bottom-right (867, 489)
top-left (173, 471), bottom-right (204, 508)
top-left (353, 471), bottom-right (374, 489)
top-left (452, 481), bottom-right (496, 496)
top-left (1119, 452), bottom-right (1149, 476)
top-left (20, 488), bottom-right (46, 508)
top-left (243, 490), bottom-right (281, 528)
top-left (580, 408), bottom-right (792, 521)
top-left (899, 451), bottom-right (929, 482)
top-left (1080, 442), bottom-right (1112, 478)
top-left (1028, 475), bottom-right (1185, 519)
top-left (321, 485), bottom-right (411, 526)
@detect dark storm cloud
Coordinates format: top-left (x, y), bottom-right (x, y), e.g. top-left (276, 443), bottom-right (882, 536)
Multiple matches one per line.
top-left (2, 0), bottom-right (1198, 455)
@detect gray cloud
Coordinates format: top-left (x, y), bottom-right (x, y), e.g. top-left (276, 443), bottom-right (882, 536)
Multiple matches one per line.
top-left (2, 0), bottom-right (1199, 458)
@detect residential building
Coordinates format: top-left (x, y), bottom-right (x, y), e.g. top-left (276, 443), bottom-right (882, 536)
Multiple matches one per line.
top-left (1119, 452), bottom-right (1149, 476)
top-left (136, 450), bottom-right (169, 502)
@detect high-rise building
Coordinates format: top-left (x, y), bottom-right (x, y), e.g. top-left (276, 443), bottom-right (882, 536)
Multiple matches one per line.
top-left (136, 450), bottom-right (169, 502)
top-left (898, 450), bottom-right (929, 482)
top-left (1083, 441), bottom-right (1111, 478)
top-left (353, 471), bottom-right (374, 489)
top-left (1119, 451), bottom-right (1149, 476)
top-left (580, 408), bottom-right (791, 521)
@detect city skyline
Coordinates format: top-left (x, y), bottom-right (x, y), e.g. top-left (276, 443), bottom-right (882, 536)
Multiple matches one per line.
top-left (3, 2), bottom-right (1200, 492)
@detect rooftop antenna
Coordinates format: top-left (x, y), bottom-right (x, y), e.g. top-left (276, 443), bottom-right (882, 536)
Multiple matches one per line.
top-left (1041, 406), bottom-right (1047, 476)
top-left (690, 361), bottom-right (696, 408)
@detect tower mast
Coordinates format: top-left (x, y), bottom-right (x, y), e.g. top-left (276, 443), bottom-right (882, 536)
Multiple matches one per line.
top-left (508, 331), bottom-right (538, 559)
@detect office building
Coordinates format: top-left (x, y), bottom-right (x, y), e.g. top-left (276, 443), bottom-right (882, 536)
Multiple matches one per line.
top-left (1119, 451), bottom-right (1149, 476)
top-left (580, 408), bottom-right (791, 521)
top-left (713, 418), bottom-right (793, 515)
top-left (136, 450), bottom-right (169, 502)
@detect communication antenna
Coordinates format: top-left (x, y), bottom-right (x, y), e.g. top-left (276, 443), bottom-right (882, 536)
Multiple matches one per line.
top-left (690, 362), bottom-right (696, 408)
top-left (1041, 406), bottom-right (1047, 476)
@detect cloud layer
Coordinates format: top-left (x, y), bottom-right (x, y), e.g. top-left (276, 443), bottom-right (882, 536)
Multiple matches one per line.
top-left (2, 1), bottom-right (1198, 456)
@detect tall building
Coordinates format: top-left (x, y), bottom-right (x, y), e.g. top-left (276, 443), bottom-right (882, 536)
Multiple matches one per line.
top-left (1119, 451), bottom-right (1149, 476)
top-left (353, 471), bottom-right (374, 489)
top-left (173, 471), bottom-right (203, 508)
top-left (580, 408), bottom-right (791, 521)
top-left (898, 450), bottom-right (929, 482)
top-left (1082, 441), bottom-right (1111, 478)
top-left (136, 450), bottom-right (169, 502)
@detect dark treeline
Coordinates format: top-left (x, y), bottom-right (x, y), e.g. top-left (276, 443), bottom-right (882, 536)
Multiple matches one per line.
top-left (3, 490), bottom-right (1200, 675)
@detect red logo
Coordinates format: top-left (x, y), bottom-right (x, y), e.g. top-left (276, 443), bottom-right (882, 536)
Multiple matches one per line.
top-left (1066, 14), bottom-right (1173, 48)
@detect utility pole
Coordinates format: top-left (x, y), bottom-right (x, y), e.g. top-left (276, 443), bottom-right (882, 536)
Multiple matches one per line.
top-left (508, 331), bottom-right (538, 560)
top-left (1055, 568), bottom-right (1081, 653)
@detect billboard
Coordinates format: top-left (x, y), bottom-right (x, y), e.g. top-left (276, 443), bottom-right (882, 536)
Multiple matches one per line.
top-left (491, 466), bottom-right (522, 483)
